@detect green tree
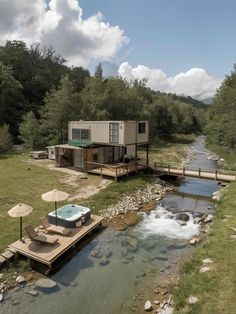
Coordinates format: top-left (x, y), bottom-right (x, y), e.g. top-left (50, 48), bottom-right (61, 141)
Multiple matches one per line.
top-left (205, 64), bottom-right (236, 148)
top-left (0, 63), bottom-right (24, 138)
top-left (19, 112), bottom-right (40, 149)
top-left (40, 75), bottom-right (80, 145)
top-left (0, 124), bottom-right (13, 153)
top-left (94, 62), bottom-right (103, 79)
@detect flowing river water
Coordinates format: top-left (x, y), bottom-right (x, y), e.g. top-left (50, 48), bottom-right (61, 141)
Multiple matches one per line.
top-left (0, 136), bottom-right (220, 314)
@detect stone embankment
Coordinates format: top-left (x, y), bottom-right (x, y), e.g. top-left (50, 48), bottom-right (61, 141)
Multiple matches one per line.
top-left (100, 178), bottom-right (175, 221)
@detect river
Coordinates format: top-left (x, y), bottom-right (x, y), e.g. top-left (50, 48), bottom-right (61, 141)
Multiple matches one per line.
top-left (0, 136), bottom-right (220, 314)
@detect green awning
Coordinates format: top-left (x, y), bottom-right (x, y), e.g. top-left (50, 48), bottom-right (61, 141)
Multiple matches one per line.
top-left (68, 139), bottom-right (92, 148)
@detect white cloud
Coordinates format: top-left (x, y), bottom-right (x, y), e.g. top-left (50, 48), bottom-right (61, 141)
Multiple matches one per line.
top-left (0, 0), bottom-right (128, 67)
top-left (118, 62), bottom-right (221, 99)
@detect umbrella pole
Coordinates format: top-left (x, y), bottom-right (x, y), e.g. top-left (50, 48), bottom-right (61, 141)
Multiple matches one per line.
top-left (20, 216), bottom-right (22, 242)
top-left (55, 201), bottom-right (57, 226)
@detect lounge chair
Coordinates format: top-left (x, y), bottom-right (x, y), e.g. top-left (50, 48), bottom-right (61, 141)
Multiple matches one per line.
top-left (25, 225), bottom-right (59, 245)
top-left (40, 217), bottom-right (72, 236)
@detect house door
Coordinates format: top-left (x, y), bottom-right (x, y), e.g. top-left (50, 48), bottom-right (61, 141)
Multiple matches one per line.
top-left (108, 147), bottom-right (114, 163)
top-left (74, 150), bottom-right (83, 168)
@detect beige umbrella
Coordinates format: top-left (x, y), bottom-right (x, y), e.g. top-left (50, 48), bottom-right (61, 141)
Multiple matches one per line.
top-left (41, 189), bottom-right (69, 226)
top-left (8, 203), bottom-right (33, 242)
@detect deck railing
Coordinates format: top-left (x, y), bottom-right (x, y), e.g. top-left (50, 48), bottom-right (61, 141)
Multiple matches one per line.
top-left (150, 163), bottom-right (236, 181)
top-left (85, 158), bottom-right (149, 178)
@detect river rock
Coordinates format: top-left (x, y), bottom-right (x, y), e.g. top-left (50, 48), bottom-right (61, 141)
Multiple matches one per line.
top-left (202, 258), bottom-right (213, 264)
top-left (229, 235), bottom-right (236, 240)
top-left (189, 238), bottom-right (200, 245)
top-left (0, 274), bottom-right (3, 280)
top-left (188, 295), bottom-right (198, 304)
top-left (78, 173), bottom-right (87, 179)
top-left (144, 300), bottom-right (153, 311)
top-left (0, 293), bottom-right (3, 302)
top-left (35, 278), bottom-right (57, 289)
top-left (0, 283), bottom-right (4, 290)
top-left (16, 276), bottom-right (26, 284)
top-left (99, 258), bottom-right (110, 266)
top-left (204, 214), bottom-right (213, 223)
top-left (176, 213), bottom-right (190, 222)
top-left (26, 290), bottom-right (38, 296)
top-left (199, 266), bottom-right (211, 273)
top-left (153, 254), bottom-right (168, 261)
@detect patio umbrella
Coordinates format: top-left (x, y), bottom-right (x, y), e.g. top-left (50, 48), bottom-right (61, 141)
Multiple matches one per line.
top-left (41, 189), bottom-right (69, 226)
top-left (8, 203), bottom-right (33, 242)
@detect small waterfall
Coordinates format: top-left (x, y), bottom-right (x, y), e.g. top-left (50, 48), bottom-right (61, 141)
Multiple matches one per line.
top-left (137, 204), bottom-right (199, 239)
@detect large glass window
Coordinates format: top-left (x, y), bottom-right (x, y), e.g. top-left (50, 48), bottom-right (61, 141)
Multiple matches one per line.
top-left (72, 129), bottom-right (90, 140)
top-left (138, 122), bottom-right (146, 134)
top-left (109, 123), bottom-right (119, 143)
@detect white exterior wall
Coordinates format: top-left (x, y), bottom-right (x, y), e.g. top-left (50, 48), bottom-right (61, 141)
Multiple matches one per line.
top-left (68, 120), bottom-right (148, 145)
top-left (47, 147), bottom-right (55, 160)
top-left (124, 121), bottom-right (149, 145)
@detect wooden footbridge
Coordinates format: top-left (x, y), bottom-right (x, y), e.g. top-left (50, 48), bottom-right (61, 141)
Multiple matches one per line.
top-left (150, 163), bottom-right (236, 182)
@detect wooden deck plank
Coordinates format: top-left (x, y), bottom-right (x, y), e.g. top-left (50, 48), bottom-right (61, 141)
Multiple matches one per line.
top-left (88, 164), bottom-right (147, 178)
top-left (9, 214), bottom-right (103, 266)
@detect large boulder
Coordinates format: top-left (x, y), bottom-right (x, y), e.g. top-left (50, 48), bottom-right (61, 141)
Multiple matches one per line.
top-left (144, 300), bottom-right (153, 311)
top-left (35, 278), bottom-right (57, 290)
top-left (176, 213), bottom-right (190, 222)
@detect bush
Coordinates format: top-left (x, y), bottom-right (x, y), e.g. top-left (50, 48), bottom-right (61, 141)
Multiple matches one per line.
top-left (0, 124), bottom-right (13, 153)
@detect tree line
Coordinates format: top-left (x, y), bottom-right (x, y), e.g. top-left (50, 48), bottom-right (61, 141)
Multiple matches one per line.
top-left (205, 64), bottom-right (236, 150)
top-left (0, 40), bottom-right (205, 151)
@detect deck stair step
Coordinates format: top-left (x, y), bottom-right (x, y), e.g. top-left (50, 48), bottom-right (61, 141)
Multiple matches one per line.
top-left (1, 250), bottom-right (14, 259)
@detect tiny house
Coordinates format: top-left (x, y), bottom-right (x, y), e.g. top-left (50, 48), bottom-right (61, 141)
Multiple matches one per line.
top-left (53, 120), bottom-right (149, 173)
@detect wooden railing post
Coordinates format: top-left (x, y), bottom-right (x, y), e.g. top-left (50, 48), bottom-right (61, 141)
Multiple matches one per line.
top-left (126, 164), bottom-right (129, 176)
top-left (101, 166), bottom-right (103, 177)
top-left (115, 167), bottom-right (117, 180)
top-left (154, 162), bottom-right (157, 172)
top-left (183, 166), bottom-right (185, 175)
top-left (168, 164), bottom-right (170, 174)
top-left (215, 170), bottom-right (218, 180)
top-left (198, 168), bottom-right (201, 177)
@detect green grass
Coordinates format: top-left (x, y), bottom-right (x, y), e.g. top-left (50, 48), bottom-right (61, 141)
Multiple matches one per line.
top-left (0, 152), bottom-right (152, 253)
top-left (81, 174), bottom-right (152, 211)
top-left (0, 151), bottom-right (77, 252)
top-left (207, 144), bottom-right (236, 171)
top-left (172, 182), bottom-right (236, 314)
top-left (139, 143), bottom-right (188, 166)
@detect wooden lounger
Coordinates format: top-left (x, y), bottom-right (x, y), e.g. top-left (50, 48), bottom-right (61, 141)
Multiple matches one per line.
top-left (25, 225), bottom-right (59, 245)
top-left (40, 217), bottom-right (72, 236)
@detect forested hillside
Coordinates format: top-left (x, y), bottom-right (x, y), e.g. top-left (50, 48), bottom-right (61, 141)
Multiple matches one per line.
top-left (0, 40), bottom-right (206, 150)
top-left (205, 64), bottom-right (236, 149)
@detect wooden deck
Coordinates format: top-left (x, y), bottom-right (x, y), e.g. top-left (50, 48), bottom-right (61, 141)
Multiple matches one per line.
top-left (151, 163), bottom-right (236, 182)
top-left (9, 214), bottom-right (103, 268)
top-left (86, 160), bottom-right (148, 179)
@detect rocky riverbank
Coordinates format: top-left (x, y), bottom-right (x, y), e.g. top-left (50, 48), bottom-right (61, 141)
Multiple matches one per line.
top-left (100, 178), bottom-right (175, 230)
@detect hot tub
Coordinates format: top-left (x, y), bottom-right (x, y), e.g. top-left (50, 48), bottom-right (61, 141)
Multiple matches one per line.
top-left (48, 204), bottom-right (91, 228)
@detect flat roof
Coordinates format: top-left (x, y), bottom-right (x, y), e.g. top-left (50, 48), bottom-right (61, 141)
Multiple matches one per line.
top-left (54, 144), bottom-right (83, 150)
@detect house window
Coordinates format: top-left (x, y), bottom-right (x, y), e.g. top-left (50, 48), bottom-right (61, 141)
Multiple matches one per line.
top-left (109, 123), bottom-right (119, 143)
top-left (138, 122), bottom-right (146, 134)
top-left (72, 129), bottom-right (90, 141)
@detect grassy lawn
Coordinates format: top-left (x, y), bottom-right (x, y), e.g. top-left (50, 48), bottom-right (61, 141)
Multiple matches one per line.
top-left (139, 143), bottom-right (188, 165)
top-left (207, 144), bottom-right (236, 171)
top-left (0, 152), bottom-right (152, 253)
top-left (172, 182), bottom-right (236, 314)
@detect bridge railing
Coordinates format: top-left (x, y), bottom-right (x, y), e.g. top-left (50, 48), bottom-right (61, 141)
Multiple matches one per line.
top-left (149, 162), bottom-right (236, 181)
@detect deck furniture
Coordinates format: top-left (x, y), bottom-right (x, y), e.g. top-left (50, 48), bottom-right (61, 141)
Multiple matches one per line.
top-left (25, 225), bottom-right (59, 245)
top-left (40, 217), bottom-right (72, 236)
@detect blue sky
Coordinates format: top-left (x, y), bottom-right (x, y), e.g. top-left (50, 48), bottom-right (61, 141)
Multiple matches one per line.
top-left (80, 0), bottom-right (236, 78)
top-left (1, 0), bottom-right (235, 98)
